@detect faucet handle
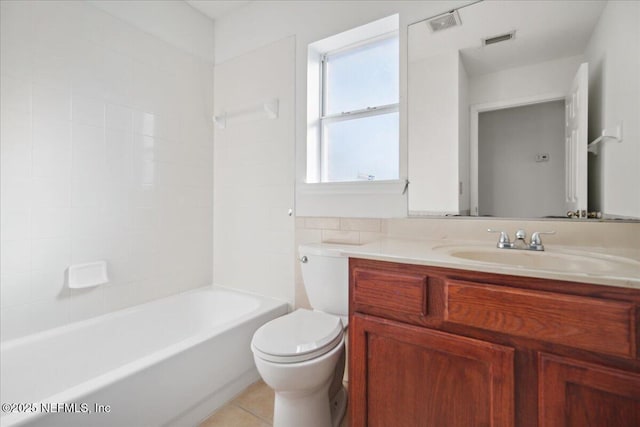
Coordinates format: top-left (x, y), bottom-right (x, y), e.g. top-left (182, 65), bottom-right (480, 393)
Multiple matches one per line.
top-left (530, 231), bottom-right (556, 246)
top-left (487, 229), bottom-right (511, 247)
top-left (487, 229), bottom-right (510, 243)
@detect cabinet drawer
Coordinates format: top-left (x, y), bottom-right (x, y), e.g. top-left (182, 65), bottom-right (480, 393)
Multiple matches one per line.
top-left (353, 268), bottom-right (428, 317)
top-left (445, 280), bottom-right (636, 358)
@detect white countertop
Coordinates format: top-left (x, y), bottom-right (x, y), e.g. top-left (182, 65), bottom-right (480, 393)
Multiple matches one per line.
top-left (338, 239), bottom-right (640, 290)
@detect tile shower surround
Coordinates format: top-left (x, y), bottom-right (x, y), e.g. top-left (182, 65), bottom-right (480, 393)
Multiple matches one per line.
top-left (0, 1), bottom-right (214, 340)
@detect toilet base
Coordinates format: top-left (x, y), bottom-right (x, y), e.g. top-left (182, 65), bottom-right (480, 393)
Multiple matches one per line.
top-left (272, 383), bottom-right (347, 427)
top-left (273, 377), bottom-right (329, 427)
top-left (330, 386), bottom-right (347, 427)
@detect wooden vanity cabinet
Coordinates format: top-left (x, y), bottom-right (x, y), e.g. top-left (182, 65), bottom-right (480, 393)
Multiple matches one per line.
top-left (348, 258), bottom-right (640, 427)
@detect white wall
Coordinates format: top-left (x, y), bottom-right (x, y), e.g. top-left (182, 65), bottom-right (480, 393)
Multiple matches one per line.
top-left (214, 0), bottom-right (472, 218)
top-left (0, 0), bottom-right (214, 340)
top-left (88, 0), bottom-right (215, 62)
top-left (468, 55), bottom-right (584, 106)
top-left (213, 37), bottom-right (296, 304)
top-left (408, 51), bottom-right (461, 215)
top-left (584, 0), bottom-right (640, 218)
top-left (478, 101), bottom-right (565, 217)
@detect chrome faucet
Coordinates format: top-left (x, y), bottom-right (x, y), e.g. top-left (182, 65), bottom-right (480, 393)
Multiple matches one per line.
top-left (488, 229), bottom-right (555, 251)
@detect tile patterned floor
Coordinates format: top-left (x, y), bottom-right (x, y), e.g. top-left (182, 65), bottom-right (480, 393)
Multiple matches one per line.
top-left (199, 380), bottom-right (349, 427)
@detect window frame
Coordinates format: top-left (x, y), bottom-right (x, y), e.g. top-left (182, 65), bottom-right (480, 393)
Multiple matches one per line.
top-left (317, 32), bottom-right (400, 183)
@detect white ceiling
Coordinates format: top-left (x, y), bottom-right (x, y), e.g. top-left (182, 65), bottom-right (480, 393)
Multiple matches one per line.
top-left (186, 1), bottom-right (607, 74)
top-left (410, 0), bottom-right (607, 77)
top-left (186, 0), bottom-right (251, 21)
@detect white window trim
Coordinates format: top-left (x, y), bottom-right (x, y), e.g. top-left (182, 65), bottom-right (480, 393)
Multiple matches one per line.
top-left (298, 179), bottom-right (406, 195)
top-left (296, 179), bottom-right (407, 218)
top-left (320, 103), bottom-right (399, 182)
top-left (317, 33), bottom-right (400, 183)
top-left (321, 102), bottom-right (399, 123)
top-left (320, 31), bottom-right (399, 115)
top-left (298, 14), bottom-right (406, 218)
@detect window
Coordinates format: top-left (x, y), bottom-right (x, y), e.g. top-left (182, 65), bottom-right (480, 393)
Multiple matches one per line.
top-left (321, 35), bottom-right (399, 182)
top-left (307, 19), bottom-right (400, 184)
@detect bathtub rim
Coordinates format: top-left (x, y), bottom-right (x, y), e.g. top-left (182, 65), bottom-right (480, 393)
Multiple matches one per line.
top-left (0, 285), bottom-right (289, 427)
top-left (1, 284), bottom-right (287, 351)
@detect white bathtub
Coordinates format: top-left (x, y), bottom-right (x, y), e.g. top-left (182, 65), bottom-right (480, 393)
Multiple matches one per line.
top-left (0, 286), bottom-right (288, 427)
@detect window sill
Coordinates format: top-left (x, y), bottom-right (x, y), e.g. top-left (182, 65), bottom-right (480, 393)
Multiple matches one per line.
top-left (296, 179), bottom-right (407, 217)
top-left (298, 179), bottom-right (406, 195)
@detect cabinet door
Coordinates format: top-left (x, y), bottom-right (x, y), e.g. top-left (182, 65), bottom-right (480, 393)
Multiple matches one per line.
top-left (350, 315), bottom-right (514, 427)
top-left (539, 353), bottom-right (640, 427)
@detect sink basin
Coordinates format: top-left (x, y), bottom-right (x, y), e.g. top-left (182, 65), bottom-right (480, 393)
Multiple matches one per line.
top-left (437, 246), bottom-right (640, 277)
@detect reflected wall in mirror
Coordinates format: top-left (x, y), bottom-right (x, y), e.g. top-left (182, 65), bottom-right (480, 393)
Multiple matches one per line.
top-left (408, 0), bottom-right (639, 219)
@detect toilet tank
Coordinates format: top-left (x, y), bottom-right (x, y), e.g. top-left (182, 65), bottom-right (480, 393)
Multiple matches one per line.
top-left (298, 243), bottom-right (349, 318)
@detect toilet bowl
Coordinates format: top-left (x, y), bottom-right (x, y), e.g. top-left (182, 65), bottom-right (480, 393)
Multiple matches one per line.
top-left (250, 243), bottom-right (349, 427)
top-left (252, 309), bottom-right (347, 427)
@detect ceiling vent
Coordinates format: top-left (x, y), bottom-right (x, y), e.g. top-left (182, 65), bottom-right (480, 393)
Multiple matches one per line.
top-left (482, 31), bottom-right (516, 46)
top-left (426, 10), bottom-right (461, 33)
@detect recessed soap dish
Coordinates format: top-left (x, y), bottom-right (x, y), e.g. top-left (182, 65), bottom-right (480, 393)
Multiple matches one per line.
top-left (67, 261), bottom-right (109, 289)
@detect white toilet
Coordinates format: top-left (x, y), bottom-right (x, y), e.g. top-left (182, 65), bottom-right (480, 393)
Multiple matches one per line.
top-left (251, 243), bottom-right (348, 427)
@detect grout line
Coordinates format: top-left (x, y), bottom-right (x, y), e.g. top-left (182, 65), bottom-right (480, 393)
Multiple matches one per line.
top-left (231, 400), bottom-right (273, 425)
top-left (230, 403), bottom-right (272, 426)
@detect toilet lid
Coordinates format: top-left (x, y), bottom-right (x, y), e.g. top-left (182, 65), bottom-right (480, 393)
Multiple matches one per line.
top-left (251, 309), bottom-right (343, 363)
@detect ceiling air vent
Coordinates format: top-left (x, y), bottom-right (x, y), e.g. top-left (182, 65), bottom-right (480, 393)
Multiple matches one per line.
top-left (426, 10), bottom-right (461, 33)
top-left (482, 31), bottom-right (516, 46)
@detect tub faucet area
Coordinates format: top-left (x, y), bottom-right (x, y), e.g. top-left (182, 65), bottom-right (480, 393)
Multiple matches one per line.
top-left (488, 229), bottom-right (556, 251)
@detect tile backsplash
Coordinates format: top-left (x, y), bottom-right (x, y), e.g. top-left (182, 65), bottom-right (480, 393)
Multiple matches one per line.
top-left (294, 216), bottom-right (640, 308)
top-left (295, 217), bottom-right (385, 308)
top-left (0, 1), bottom-right (213, 341)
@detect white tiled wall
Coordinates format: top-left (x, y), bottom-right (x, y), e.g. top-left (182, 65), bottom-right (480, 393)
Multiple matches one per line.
top-left (213, 37), bottom-right (296, 305)
top-left (0, 1), bottom-right (214, 341)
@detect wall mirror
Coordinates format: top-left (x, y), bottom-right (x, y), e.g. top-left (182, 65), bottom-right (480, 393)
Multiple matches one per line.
top-left (407, 0), bottom-right (639, 220)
